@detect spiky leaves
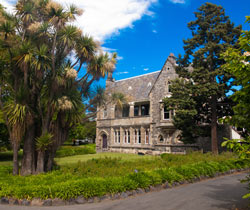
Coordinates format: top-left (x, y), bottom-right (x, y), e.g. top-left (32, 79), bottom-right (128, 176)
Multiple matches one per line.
top-left (111, 92), bottom-right (128, 110)
top-left (36, 132), bottom-right (53, 152)
top-left (0, 0), bottom-right (118, 175)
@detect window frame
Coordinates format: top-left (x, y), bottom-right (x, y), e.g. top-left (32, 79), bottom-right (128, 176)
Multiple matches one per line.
top-left (134, 105), bottom-right (139, 116)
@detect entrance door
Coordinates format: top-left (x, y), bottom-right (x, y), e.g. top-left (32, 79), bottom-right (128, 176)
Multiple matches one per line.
top-left (102, 134), bottom-right (107, 149)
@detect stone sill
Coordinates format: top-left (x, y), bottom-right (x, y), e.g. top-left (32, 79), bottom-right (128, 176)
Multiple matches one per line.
top-left (110, 145), bottom-right (153, 149)
top-left (97, 115), bottom-right (150, 121)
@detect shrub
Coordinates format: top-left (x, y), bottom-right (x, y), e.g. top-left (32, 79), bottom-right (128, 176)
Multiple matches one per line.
top-left (55, 144), bottom-right (96, 158)
top-left (0, 153), bottom-right (248, 200)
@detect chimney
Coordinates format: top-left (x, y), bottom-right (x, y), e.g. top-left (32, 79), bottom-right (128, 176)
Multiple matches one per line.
top-left (106, 70), bottom-right (114, 89)
top-left (167, 53), bottom-right (176, 65)
top-left (107, 71), bottom-right (113, 81)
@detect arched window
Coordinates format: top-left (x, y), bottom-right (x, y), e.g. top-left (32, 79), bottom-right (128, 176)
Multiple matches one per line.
top-left (158, 135), bottom-right (164, 142)
top-left (138, 129), bottom-right (141, 144)
top-left (128, 131), bottom-right (130, 143)
top-left (118, 131), bottom-right (120, 143)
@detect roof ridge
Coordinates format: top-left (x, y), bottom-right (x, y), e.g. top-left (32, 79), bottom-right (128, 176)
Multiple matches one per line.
top-left (115, 70), bottom-right (160, 82)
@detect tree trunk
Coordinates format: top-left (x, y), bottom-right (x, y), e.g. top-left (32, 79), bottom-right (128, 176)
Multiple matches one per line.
top-left (36, 150), bottom-right (45, 174)
top-left (45, 149), bottom-right (56, 172)
top-left (44, 113), bottom-right (69, 172)
top-left (12, 142), bottom-right (19, 175)
top-left (21, 124), bottom-right (35, 175)
top-left (211, 95), bottom-right (218, 155)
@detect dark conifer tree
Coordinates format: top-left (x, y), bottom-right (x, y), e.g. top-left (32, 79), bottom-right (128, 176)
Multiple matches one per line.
top-left (164, 3), bottom-right (241, 154)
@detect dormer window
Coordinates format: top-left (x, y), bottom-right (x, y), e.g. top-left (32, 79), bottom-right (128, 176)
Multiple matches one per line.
top-left (134, 102), bottom-right (150, 117)
top-left (141, 104), bottom-right (149, 116)
top-left (122, 105), bottom-right (130, 117)
top-left (134, 105), bottom-right (139, 116)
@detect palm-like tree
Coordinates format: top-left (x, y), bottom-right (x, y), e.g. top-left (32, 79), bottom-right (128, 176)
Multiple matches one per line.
top-left (0, 0), bottom-right (118, 175)
top-left (111, 92), bottom-right (128, 110)
top-left (4, 101), bottom-right (30, 175)
top-left (74, 35), bottom-right (98, 69)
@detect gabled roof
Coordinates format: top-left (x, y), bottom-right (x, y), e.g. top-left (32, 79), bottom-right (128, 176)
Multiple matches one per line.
top-left (107, 53), bottom-right (176, 102)
top-left (148, 54), bottom-right (176, 95)
top-left (109, 71), bottom-right (160, 102)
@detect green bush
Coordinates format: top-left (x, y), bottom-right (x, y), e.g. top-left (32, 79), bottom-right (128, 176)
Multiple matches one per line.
top-left (156, 168), bottom-right (184, 184)
top-left (55, 144), bottom-right (96, 158)
top-left (0, 153), bottom-right (248, 200)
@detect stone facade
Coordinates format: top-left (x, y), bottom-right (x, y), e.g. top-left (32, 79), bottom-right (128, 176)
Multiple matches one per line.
top-left (96, 53), bottom-right (235, 154)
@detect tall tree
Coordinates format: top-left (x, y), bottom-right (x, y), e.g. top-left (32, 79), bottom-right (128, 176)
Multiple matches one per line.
top-left (164, 3), bottom-right (241, 154)
top-left (222, 16), bottom-right (250, 135)
top-left (0, 0), bottom-right (116, 175)
top-left (222, 17), bottom-right (250, 199)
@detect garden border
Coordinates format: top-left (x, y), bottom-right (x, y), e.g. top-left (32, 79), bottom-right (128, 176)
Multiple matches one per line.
top-left (0, 168), bottom-right (248, 206)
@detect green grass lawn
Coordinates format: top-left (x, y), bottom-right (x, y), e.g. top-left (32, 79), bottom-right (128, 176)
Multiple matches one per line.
top-left (55, 152), bottom-right (155, 165)
top-left (0, 144), bottom-right (96, 167)
top-left (0, 151), bottom-right (247, 200)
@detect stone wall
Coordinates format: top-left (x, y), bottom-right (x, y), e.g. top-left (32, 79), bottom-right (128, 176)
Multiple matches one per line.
top-left (96, 54), bottom-right (233, 155)
top-left (196, 125), bottom-right (232, 153)
top-left (149, 56), bottom-right (178, 144)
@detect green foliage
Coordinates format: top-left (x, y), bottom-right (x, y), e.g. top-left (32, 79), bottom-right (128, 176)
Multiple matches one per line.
top-left (111, 92), bottom-right (128, 110)
top-left (55, 144), bottom-right (96, 158)
top-left (35, 132), bottom-right (53, 152)
top-left (0, 153), bottom-right (247, 200)
top-left (0, 144), bottom-right (96, 162)
top-left (69, 121), bottom-right (96, 142)
top-left (0, 150), bottom-right (22, 161)
top-left (222, 15), bottom-right (250, 200)
top-left (222, 16), bottom-right (250, 135)
top-left (164, 3), bottom-right (241, 145)
top-left (222, 137), bottom-right (250, 200)
top-left (0, 0), bottom-right (117, 175)
top-left (222, 138), bottom-right (250, 161)
top-left (0, 122), bottom-right (10, 151)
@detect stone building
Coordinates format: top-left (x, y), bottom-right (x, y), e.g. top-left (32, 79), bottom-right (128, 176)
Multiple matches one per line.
top-left (95, 53), bottom-right (239, 154)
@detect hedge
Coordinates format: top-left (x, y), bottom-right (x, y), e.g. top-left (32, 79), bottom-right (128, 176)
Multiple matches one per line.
top-left (0, 159), bottom-right (248, 200)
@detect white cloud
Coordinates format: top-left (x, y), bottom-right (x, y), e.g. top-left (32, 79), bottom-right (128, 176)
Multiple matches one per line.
top-left (115, 71), bottom-right (129, 75)
top-left (144, 68), bottom-right (149, 71)
top-left (101, 47), bottom-right (116, 52)
top-left (152, 29), bottom-right (157, 33)
top-left (1, 0), bottom-right (15, 13)
top-left (169, 0), bottom-right (186, 4)
top-left (63, 0), bottom-right (158, 41)
top-left (3, 0), bottom-right (158, 42)
top-left (116, 55), bottom-right (124, 60)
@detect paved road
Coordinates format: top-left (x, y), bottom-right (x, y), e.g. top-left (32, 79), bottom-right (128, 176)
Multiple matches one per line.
top-left (1, 173), bottom-right (249, 210)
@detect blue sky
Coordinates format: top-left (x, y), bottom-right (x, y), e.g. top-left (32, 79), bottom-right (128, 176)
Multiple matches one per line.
top-left (3, 0), bottom-right (250, 85)
top-left (107, 0), bottom-right (250, 81)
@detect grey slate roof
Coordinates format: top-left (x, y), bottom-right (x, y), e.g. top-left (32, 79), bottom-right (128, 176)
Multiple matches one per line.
top-left (109, 71), bottom-right (160, 102)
